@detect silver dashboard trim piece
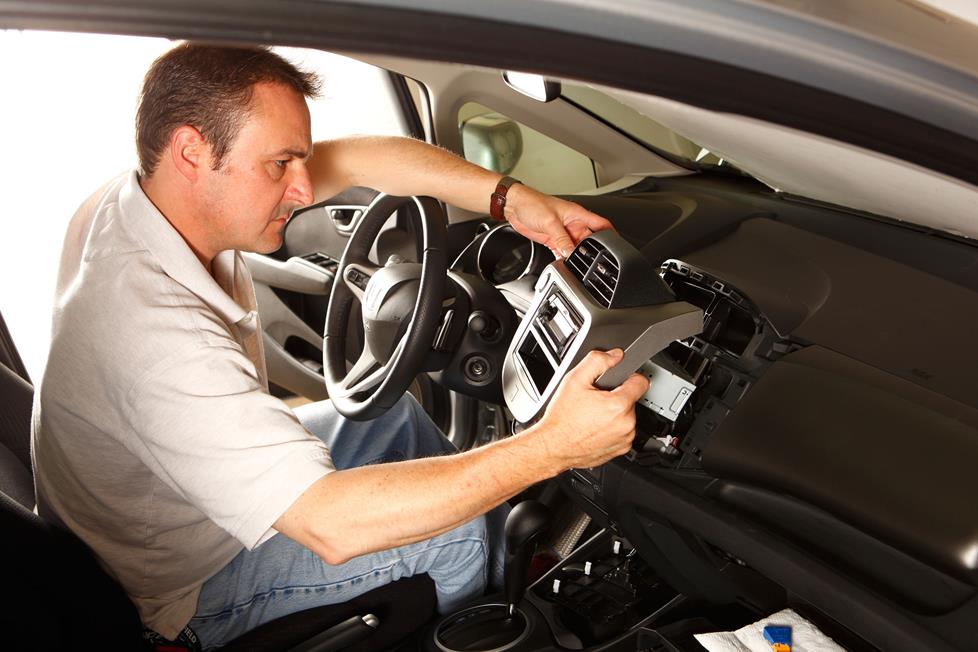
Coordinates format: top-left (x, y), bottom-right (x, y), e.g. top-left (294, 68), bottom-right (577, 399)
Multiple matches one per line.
top-left (502, 260), bottom-right (703, 423)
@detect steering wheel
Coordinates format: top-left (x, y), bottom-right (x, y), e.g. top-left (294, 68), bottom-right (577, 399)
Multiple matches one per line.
top-left (323, 193), bottom-right (447, 420)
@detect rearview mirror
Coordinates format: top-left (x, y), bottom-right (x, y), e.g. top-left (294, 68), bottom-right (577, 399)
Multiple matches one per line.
top-left (460, 112), bottom-right (524, 174)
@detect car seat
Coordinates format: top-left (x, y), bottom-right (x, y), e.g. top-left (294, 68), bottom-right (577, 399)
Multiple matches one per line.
top-left (0, 358), bottom-right (435, 651)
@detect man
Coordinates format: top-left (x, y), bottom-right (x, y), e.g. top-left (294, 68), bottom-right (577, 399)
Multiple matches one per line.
top-left (33, 44), bottom-right (648, 649)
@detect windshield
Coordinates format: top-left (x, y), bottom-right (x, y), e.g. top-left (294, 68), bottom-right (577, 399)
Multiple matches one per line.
top-left (560, 83), bottom-right (743, 174)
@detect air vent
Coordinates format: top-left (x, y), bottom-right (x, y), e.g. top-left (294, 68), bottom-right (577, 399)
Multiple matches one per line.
top-left (566, 239), bottom-right (598, 279)
top-left (585, 252), bottom-right (620, 307)
top-left (566, 239), bottom-right (620, 307)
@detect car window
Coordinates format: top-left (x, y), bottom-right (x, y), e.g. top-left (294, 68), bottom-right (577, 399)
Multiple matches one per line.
top-left (458, 102), bottom-right (598, 194)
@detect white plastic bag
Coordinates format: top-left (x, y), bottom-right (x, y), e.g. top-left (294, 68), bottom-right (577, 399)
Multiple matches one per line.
top-left (693, 608), bottom-right (846, 652)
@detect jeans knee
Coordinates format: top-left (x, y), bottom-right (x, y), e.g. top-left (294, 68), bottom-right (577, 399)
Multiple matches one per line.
top-left (425, 513), bottom-right (488, 569)
top-left (423, 514), bottom-right (492, 612)
top-left (447, 514), bottom-right (490, 573)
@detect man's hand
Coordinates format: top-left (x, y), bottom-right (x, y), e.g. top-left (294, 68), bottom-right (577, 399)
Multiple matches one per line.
top-left (504, 183), bottom-right (614, 258)
top-left (526, 349), bottom-right (650, 471)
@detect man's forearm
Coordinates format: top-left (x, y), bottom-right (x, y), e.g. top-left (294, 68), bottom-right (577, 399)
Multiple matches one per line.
top-left (274, 424), bottom-right (558, 565)
top-left (314, 135), bottom-right (502, 213)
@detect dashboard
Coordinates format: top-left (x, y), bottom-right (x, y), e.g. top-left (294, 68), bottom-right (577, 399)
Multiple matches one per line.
top-left (450, 190), bottom-right (978, 620)
top-left (473, 223), bottom-right (547, 285)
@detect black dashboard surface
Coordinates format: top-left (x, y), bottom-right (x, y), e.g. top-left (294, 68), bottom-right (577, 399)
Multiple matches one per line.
top-left (683, 217), bottom-right (978, 410)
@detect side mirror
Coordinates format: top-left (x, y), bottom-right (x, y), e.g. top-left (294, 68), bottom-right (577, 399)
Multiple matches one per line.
top-left (503, 71), bottom-right (561, 103)
top-left (460, 112), bottom-right (524, 174)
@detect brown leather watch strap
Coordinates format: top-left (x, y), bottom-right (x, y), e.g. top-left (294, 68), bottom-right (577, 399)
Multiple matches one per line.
top-left (489, 176), bottom-right (521, 220)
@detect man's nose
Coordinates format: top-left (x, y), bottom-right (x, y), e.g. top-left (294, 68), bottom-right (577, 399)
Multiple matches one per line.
top-left (284, 162), bottom-right (314, 207)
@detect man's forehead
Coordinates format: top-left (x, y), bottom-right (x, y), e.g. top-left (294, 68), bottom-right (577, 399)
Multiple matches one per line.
top-left (241, 82), bottom-right (313, 156)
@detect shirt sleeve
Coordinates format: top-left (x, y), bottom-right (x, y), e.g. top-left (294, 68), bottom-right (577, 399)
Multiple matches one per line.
top-left (122, 341), bottom-right (335, 550)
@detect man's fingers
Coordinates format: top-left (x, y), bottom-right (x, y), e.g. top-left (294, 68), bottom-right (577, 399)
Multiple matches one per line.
top-left (564, 222), bottom-right (593, 245)
top-left (612, 372), bottom-right (650, 402)
top-left (547, 228), bottom-right (575, 258)
top-left (571, 349), bottom-right (624, 384)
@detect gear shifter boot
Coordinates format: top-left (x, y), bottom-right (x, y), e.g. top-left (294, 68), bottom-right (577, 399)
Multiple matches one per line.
top-left (504, 500), bottom-right (551, 613)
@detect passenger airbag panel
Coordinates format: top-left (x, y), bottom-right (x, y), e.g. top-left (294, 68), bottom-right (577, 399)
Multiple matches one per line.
top-left (702, 346), bottom-right (978, 582)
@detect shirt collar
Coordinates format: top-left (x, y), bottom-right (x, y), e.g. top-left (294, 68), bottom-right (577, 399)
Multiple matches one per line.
top-left (118, 170), bottom-right (250, 326)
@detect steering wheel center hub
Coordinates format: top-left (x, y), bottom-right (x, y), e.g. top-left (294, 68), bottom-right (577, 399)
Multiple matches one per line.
top-left (363, 263), bottom-right (423, 363)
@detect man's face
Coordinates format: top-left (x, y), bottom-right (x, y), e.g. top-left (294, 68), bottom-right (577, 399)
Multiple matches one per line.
top-left (197, 81), bottom-right (314, 255)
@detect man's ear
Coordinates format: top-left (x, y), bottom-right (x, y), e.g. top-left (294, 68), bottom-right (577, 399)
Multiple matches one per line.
top-left (170, 125), bottom-right (208, 182)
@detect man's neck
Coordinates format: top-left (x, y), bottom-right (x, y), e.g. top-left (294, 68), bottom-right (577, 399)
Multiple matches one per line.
top-left (139, 172), bottom-right (216, 274)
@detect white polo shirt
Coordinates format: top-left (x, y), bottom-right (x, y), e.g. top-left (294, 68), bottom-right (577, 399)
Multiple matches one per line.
top-left (32, 171), bottom-right (334, 638)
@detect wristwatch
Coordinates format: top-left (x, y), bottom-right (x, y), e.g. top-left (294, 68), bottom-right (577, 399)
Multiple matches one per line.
top-left (489, 176), bottom-right (521, 220)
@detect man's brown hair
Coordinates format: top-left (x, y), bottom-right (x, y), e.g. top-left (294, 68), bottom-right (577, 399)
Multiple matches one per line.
top-left (136, 43), bottom-right (321, 177)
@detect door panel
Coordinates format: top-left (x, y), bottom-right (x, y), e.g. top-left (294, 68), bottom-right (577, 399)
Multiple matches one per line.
top-left (254, 283), bottom-right (329, 400)
top-left (242, 252), bottom-right (332, 295)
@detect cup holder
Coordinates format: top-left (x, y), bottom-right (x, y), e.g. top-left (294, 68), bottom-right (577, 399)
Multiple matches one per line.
top-left (434, 603), bottom-right (530, 652)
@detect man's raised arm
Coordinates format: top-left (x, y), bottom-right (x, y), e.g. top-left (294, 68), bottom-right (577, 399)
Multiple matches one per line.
top-left (308, 136), bottom-right (613, 257)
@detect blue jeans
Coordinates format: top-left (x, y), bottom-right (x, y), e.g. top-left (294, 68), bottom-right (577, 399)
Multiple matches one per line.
top-left (188, 394), bottom-right (507, 650)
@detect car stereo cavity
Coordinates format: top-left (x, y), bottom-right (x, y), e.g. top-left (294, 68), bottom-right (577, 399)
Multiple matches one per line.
top-left (517, 333), bottom-right (555, 396)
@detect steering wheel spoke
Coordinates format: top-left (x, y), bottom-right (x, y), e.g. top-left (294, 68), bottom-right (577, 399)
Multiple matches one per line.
top-left (341, 262), bottom-right (379, 303)
top-left (333, 347), bottom-right (382, 398)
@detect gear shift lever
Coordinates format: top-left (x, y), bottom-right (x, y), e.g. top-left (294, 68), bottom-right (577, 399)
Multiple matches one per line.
top-left (504, 500), bottom-right (551, 615)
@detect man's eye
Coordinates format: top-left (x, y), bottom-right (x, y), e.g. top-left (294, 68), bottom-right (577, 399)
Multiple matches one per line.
top-left (274, 160), bottom-right (288, 169)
